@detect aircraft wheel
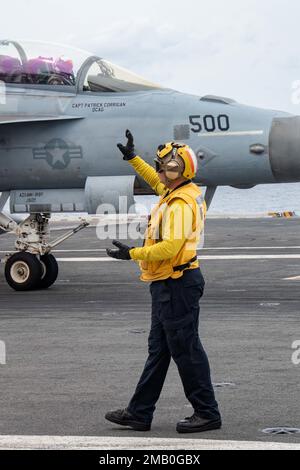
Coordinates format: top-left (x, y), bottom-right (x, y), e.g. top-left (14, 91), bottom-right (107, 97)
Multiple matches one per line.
top-left (5, 252), bottom-right (42, 291)
top-left (38, 254), bottom-right (59, 289)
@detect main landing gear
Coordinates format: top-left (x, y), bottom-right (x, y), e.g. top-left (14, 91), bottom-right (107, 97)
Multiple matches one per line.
top-left (0, 211), bottom-right (89, 291)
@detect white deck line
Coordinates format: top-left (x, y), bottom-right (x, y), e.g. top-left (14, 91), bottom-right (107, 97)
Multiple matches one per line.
top-left (0, 435), bottom-right (298, 450)
top-left (55, 254), bottom-right (300, 262)
top-left (1, 246), bottom-right (300, 254)
top-left (283, 275), bottom-right (300, 281)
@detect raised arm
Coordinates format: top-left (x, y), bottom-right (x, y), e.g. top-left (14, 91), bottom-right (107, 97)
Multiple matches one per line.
top-left (117, 130), bottom-right (167, 196)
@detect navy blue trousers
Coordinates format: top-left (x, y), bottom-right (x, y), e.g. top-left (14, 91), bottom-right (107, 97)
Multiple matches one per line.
top-left (127, 268), bottom-right (220, 423)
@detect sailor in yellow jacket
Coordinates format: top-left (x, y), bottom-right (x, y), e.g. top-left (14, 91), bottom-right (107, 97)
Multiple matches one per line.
top-left (105, 130), bottom-right (221, 434)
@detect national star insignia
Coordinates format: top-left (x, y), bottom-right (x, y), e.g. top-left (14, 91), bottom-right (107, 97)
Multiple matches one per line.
top-left (33, 138), bottom-right (83, 170)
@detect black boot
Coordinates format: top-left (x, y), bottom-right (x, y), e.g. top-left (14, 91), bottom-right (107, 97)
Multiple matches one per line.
top-left (176, 413), bottom-right (222, 434)
top-left (105, 408), bottom-right (151, 431)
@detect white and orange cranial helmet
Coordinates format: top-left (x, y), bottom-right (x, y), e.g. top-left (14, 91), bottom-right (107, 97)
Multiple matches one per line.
top-left (155, 142), bottom-right (198, 180)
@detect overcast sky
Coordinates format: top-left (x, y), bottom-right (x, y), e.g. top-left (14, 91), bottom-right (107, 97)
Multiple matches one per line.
top-left (2, 0), bottom-right (300, 113)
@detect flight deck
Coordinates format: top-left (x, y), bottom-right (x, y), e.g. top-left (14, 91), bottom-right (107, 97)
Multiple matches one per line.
top-left (0, 217), bottom-right (299, 449)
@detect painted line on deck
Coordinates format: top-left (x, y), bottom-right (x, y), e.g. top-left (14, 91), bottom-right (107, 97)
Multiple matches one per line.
top-left (0, 435), bottom-right (298, 450)
top-left (56, 254), bottom-right (300, 262)
top-left (283, 275), bottom-right (300, 281)
top-left (57, 257), bottom-right (114, 262)
top-left (199, 246), bottom-right (300, 250)
top-left (1, 246), bottom-right (300, 254)
top-left (51, 246), bottom-right (300, 252)
top-left (199, 254), bottom-right (300, 260)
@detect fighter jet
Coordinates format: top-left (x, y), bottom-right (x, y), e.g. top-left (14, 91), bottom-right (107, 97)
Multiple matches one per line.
top-left (0, 39), bottom-right (299, 291)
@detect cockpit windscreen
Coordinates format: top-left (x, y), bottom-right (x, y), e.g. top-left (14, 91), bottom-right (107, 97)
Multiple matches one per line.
top-left (0, 40), bottom-right (89, 87)
top-left (0, 40), bottom-right (163, 92)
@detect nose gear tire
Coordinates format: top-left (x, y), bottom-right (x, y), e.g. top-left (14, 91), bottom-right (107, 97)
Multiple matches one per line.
top-left (5, 252), bottom-right (43, 291)
top-left (38, 254), bottom-right (59, 289)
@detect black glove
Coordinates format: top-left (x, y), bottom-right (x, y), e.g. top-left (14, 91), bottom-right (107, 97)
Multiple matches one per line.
top-left (106, 240), bottom-right (132, 260)
top-left (117, 129), bottom-right (136, 160)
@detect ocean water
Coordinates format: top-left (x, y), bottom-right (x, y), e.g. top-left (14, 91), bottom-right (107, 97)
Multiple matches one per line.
top-left (2, 183), bottom-right (300, 218)
top-left (135, 183), bottom-right (300, 216)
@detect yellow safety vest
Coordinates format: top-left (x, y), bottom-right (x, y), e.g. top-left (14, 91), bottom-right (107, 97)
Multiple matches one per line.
top-left (138, 182), bottom-right (206, 282)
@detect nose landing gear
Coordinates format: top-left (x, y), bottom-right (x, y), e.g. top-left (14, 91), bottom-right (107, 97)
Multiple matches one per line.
top-left (0, 211), bottom-right (89, 291)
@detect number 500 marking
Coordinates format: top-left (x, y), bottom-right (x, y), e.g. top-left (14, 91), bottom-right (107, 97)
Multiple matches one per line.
top-left (189, 114), bottom-right (230, 133)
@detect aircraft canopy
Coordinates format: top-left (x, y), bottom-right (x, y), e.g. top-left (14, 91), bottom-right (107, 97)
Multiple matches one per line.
top-left (0, 40), bottom-right (162, 92)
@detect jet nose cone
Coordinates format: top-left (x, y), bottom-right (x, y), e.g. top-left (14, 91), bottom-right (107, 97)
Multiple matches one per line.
top-left (269, 116), bottom-right (300, 182)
